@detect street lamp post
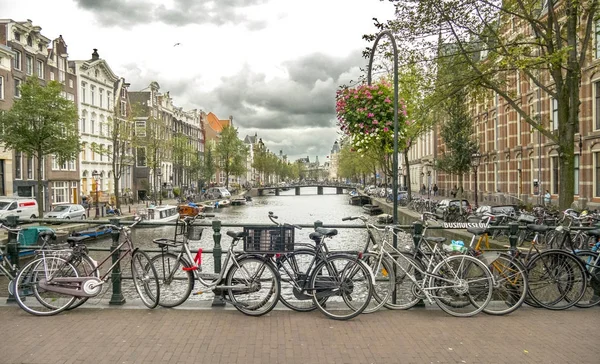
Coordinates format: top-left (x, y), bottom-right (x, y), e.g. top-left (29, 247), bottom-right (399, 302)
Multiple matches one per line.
top-left (158, 169), bottom-right (163, 205)
top-left (471, 152), bottom-right (481, 209)
top-left (427, 171), bottom-right (431, 199)
top-left (92, 170), bottom-right (100, 218)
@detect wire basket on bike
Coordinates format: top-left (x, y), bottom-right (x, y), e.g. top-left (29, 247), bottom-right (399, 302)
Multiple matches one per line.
top-left (243, 226), bottom-right (295, 253)
top-left (186, 225), bottom-right (204, 241)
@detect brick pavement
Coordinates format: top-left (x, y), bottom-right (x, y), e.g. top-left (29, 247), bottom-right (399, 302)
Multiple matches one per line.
top-left (0, 303), bottom-right (598, 364)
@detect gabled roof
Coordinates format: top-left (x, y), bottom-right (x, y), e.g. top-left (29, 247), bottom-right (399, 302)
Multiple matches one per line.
top-left (206, 112), bottom-right (231, 132)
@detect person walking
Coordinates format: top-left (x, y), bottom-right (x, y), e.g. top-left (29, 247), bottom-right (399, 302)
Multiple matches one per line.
top-left (544, 190), bottom-right (551, 206)
top-left (433, 184), bottom-right (438, 196)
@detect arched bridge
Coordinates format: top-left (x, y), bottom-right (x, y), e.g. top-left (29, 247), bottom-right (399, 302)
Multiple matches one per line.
top-left (254, 184), bottom-right (356, 196)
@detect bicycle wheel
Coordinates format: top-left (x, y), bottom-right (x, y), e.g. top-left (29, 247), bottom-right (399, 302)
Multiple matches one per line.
top-left (131, 249), bottom-right (160, 309)
top-left (384, 253), bottom-right (423, 310)
top-left (150, 252), bottom-right (194, 308)
top-left (430, 254), bottom-right (493, 317)
top-left (277, 249), bottom-right (319, 312)
top-left (14, 256), bottom-right (78, 316)
top-left (483, 254), bottom-right (528, 315)
top-left (226, 257), bottom-right (280, 316)
top-left (310, 254), bottom-right (373, 320)
top-left (526, 250), bottom-right (586, 310)
top-left (574, 251), bottom-right (600, 308)
top-left (361, 252), bottom-right (395, 313)
top-left (67, 254), bottom-right (99, 310)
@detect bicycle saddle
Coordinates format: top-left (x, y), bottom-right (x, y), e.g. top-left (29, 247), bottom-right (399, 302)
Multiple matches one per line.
top-left (424, 237), bottom-right (446, 244)
top-left (467, 227), bottom-right (489, 236)
top-left (39, 230), bottom-right (56, 240)
top-left (315, 227), bottom-right (338, 237)
top-left (227, 231), bottom-right (247, 239)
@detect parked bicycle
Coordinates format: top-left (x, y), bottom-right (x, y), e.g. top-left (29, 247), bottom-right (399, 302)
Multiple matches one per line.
top-left (13, 218), bottom-right (160, 316)
top-left (151, 213), bottom-right (282, 316)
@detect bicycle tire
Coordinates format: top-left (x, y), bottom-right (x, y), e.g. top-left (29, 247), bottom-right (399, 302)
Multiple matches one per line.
top-left (226, 256), bottom-right (280, 316)
top-left (150, 252), bottom-right (194, 308)
top-left (526, 250), bottom-right (586, 310)
top-left (67, 254), bottom-right (100, 310)
top-left (430, 254), bottom-right (493, 317)
top-left (384, 253), bottom-right (424, 310)
top-left (131, 249), bottom-right (160, 309)
top-left (574, 251), bottom-right (600, 308)
top-left (310, 254), bottom-right (373, 320)
top-left (277, 249), bottom-right (320, 312)
top-left (361, 252), bottom-right (395, 313)
top-left (483, 254), bottom-right (528, 316)
top-left (14, 256), bottom-right (78, 316)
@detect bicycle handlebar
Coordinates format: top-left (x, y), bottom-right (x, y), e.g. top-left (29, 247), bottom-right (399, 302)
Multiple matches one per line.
top-left (268, 211), bottom-right (302, 230)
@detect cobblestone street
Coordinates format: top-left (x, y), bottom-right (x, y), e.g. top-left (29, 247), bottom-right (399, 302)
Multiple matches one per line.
top-left (0, 303), bottom-right (598, 364)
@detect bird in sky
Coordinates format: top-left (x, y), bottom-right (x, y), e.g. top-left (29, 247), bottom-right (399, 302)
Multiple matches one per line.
top-left (174, 43), bottom-right (181, 47)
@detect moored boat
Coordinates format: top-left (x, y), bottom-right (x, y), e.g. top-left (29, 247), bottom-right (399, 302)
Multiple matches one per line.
top-left (362, 204), bottom-right (383, 215)
top-left (349, 195), bottom-right (371, 206)
top-left (230, 198), bottom-right (247, 206)
top-left (72, 224), bottom-right (113, 239)
top-left (136, 205), bottom-right (179, 226)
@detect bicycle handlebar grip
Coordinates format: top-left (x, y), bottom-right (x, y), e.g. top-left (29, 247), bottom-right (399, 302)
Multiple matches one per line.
top-left (203, 214), bottom-right (215, 218)
top-left (342, 216), bottom-right (353, 221)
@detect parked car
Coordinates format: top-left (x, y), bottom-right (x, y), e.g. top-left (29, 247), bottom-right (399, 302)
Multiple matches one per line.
top-left (46, 204), bottom-right (86, 221)
top-left (468, 205), bottom-right (519, 223)
top-left (364, 185), bottom-right (377, 195)
top-left (0, 197), bottom-right (39, 220)
top-left (206, 187), bottom-right (231, 199)
top-left (434, 199), bottom-right (472, 221)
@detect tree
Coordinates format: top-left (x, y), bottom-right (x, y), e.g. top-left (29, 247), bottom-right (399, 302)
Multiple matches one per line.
top-left (0, 78), bottom-right (80, 218)
top-left (436, 89), bottom-right (479, 196)
top-left (202, 143), bottom-right (216, 188)
top-left (215, 125), bottom-right (247, 189)
top-left (384, 0), bottom-right (598, 209)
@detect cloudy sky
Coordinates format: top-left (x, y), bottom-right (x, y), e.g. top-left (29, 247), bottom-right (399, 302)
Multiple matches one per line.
top-left (1, 0), bottom-right (396, 162)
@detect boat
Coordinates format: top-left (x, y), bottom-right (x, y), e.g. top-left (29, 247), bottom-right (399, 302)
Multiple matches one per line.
top-left (0, 226), bottom-right (55, 260)
top-left (231, 198), bottom-right (247, 206)
top-left (362, 204), bottom-right (383, 215)
top-left (349, 195), bottom-right (371, 206)
top-left (72, 224), bottom-right (113, 239)
top-left (136, 205), bottom-right (180, 226)
top-left (216, 199), bottom-right (231, 208)
top-left (245, 195), bottom-right (253, 202)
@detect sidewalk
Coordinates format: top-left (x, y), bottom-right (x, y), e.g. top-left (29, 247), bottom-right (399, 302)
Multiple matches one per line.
top-left (0, 302), bottom-right (598, 364)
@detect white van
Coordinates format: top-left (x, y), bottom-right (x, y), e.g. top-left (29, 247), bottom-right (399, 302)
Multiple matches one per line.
top-left (0, 198), bottom-right (39, 220)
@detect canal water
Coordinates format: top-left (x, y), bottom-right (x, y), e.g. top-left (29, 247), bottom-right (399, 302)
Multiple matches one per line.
top-left (86, 188), bottom-right (415, 303)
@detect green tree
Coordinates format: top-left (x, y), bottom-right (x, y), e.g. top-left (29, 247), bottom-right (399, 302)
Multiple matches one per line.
top-left (202, 143), bottom-right (216, 187)
top-left (215, 125), bottom-right (247, 189)
top-left (0, 78), bottom-right (80, 218)
top-left (382, 0), bottom-right (598, 209)
top-left (436, 89), bottom-right (479, 196)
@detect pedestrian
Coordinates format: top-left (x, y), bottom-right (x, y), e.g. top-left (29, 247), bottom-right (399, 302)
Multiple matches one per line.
top-left (544, 190), bottom-right (551, 206)
top-left (433, 184), bottom-right (438, 196)
top-left (421, 184), bottom-right (426, 195)
top-left (451, 185), bottom-right (457, 198)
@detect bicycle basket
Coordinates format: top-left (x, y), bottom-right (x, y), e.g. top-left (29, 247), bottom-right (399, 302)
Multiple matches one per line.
top-left (186, 225), bottom-right (204, 241)
top-left (243, 226), bottom-right (295, 253)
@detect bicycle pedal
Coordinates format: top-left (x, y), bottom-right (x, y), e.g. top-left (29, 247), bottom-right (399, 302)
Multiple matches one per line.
top-left (182, 266), bottom-right (198, 271)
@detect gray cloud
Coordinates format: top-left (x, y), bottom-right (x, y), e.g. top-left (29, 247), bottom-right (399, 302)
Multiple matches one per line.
top-left (75, 0), bottom-right (270, 29)
top-left (118, 51), bottom-right (366, 160)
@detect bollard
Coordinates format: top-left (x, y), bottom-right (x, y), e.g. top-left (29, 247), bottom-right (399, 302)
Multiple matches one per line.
top-left (508, 222), bottom-right (519, 251)
top-left (109, 218), bottom-right (126, 305)
top-left (5, 215), bottom-right (19, 303)
top-left (212, 220), bottom-right (225, 307)
top-left (314, 220), bottom-right (323, 230)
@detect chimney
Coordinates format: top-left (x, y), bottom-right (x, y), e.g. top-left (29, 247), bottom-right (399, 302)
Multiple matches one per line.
top-left (92, 48), bottom-right (99, 60)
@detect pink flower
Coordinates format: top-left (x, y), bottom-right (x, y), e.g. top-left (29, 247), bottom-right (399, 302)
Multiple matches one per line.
top-left (368, 113), bottom-right (374, 118)
top-left (384, 127), bottom-right (389, 132)
top-left (373, 120), bottom-right (379, 125)
top-left (384, 97), bottom-right (391, 103)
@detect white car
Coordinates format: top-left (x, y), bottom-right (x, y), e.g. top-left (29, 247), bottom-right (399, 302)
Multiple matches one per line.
top-left (207, 187), bottom-right (231, 199)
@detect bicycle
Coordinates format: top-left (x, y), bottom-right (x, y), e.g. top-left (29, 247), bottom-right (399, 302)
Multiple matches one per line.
top-left (268, 212), bottom-right (374, 320)
top-left (150, 213), bottom-right (281, 316)
top-left (343, 214), bottom-right (494, 317)
top-left (572, 229), bottom-right (600, 308)
top-left (13, 218), bottom-right (160, 316)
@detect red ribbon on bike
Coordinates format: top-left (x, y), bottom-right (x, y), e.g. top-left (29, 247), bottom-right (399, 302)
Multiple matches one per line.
top-left (182, 248), bottom-right (202, 271)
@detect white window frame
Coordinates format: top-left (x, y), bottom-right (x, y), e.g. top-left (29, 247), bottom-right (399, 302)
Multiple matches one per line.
top-left (27, 155), bottom-right (33, 180)
top-left (552, 98), bottom-right (559, 130)
top-left (0, 76), bottom-right (4, 100)
top-left (52, 182), bottom-right (68, 204)
top-left (15, 152), bottom-right (22, 179)
top-left (14, 78), bottom-right (21, 98)
top-left (14, 50), bottom-right (21, 70)
top-left (90, 85), bottom-right (95, 106)
top-left (25, 55), bottom-right (33, 75)
top-left (37, 59), bottom-right (44, 78)
top-left (81, 82), bottom-right (86, 103)
top-left (99, 88), bottom-right (103, 108)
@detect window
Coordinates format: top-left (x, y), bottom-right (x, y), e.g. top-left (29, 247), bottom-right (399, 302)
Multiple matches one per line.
top-left (53, 182), bottom-right (68, 204)
top-left (91, 113), bottom-right (96, 134)
top-left (14, 32), bottom-right (20, 42)
top-left (69, 159), bottom-right (75, 171)
top-left (99, 115), bottom-right (105, 136)
top-left (58, 57), bottom-right (65, 83)
top-left (99, 144), bottom-right (104, 161)
top-left (50, 71), bottom-right (54, 81)
top-left (0, 76), bottom-right (3, 100)
top-left (552, 156), bottom-right (559, 194)
top-left (596, 81), bottom-right (600, 130)
top-left (574, 155), bottom-right (579, 195)
top-left (38, 43), bottom-right (43, 52)
top-left (15, 152), bottom-right (22, 179)
top-left (26, 55), bottom-right (33, 75)
top-left (37, 60), bottom-right (44, 78)
top-left (121, 101), bottom-right (127, 117)
top-left (107, 91), bottom-right (111, 110)
top-left (90, 85), bottom-right (95, 106)
top-left (81, 143), bottom-right (86, 161)
top-left (40, 157), bottom-right (44, 180)
top-left (14, 50), bottom-right (21, 70)
top-left (596, 20), bottom-right (600, 59)
top-left (552, 98), bottom-right (558, 130)
top-left (99, 88), bottom-right (103, 108)
top-left (69, 79), bottom-right (73, 88)
top-left (27, 155), bottom-right (33, 179)
top-left (14, 78), bottom-right (21, 98)
top-left (52, 155), bottom-right (59, 170)
top-left (136, 147), bottom-right (147, 167)
top-left (81, 111), bottom-right (86, 133)
top-left (81, 82), bottom-right (86, 103)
